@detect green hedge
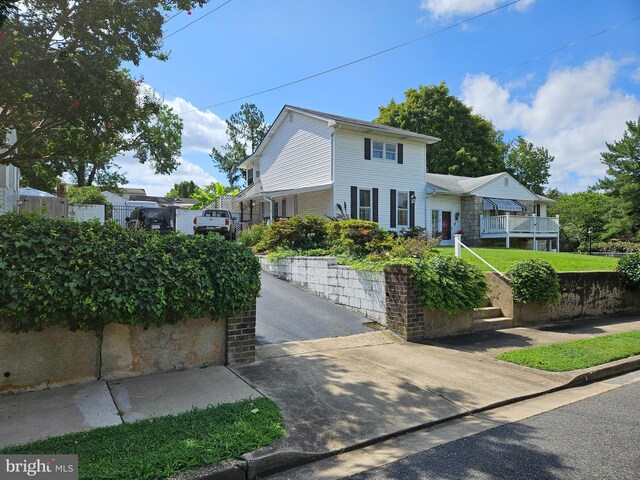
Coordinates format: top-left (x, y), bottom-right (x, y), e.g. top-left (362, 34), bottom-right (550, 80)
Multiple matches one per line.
top-left (412, 255), bottom-right (488, 316)
top-left (618, 253), bottom-right (640, 290)
top-left (508, 259), bottom-right (560, 303)
top-left (0, 214), bottom-right (260, 332)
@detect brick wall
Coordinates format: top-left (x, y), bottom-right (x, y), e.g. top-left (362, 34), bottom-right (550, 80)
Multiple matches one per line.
top-left (384, 265), bottom-right (424, 341)
top-left (226, 302), bottom-right (257, 366)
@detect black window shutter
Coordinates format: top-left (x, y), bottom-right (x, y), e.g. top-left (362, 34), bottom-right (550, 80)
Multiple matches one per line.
top-left (372, 188), bottom-right (378, 223)
top-left (364, 138), bottom-right (371, 160)
top-left (409, 190), bottom-right (415, 229)
top-left (351, 186), bottom-right (358, 219)
top-left (390, 189), bottom-right (396, 228)
top-left (398, 143), bottom-right (404, 164)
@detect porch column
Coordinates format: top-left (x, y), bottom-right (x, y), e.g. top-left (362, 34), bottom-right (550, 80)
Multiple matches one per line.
top-left (532, 213), bottom-right (537, 251)
top-left (240, 201), bottom-right (244, 222)
top-left (556, 215), bottom-right (561, 252)
top-left (505, 212), bottom-right (510, 249)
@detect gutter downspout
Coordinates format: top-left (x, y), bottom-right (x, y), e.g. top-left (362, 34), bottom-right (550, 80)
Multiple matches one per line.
top-left (264, 195), bottom-right (273, 224)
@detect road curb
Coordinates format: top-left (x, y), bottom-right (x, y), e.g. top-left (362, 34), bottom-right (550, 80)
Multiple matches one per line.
top-left (182, 356), bottom-right (640, 480)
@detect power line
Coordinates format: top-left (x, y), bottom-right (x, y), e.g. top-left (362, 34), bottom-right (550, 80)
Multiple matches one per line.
top-left (164, 0), bottom-right (235, 40)
top-left (461, 15), bottom-right (640, 89)
top-left (177, 0), bottom-right (525, 114)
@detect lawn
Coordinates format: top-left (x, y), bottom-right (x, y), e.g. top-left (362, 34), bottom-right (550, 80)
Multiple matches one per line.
top-left (496, 331), bottom-right (640, 372)
top-left (0, 398), bottom-right (284, 480)
top-left (437, 246), bottom-right (618, 272)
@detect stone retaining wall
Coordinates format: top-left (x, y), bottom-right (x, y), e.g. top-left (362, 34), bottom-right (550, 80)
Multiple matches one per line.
top-left (259, 256), bottom-right (386, 324)
top-left (0, 306), bottom-right (256, 394)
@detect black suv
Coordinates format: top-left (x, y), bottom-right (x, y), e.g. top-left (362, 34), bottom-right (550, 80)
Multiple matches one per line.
top-left (126, 207), bottom-right (174, 234)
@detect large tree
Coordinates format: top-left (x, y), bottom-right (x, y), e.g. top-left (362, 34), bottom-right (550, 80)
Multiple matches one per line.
top-left (504, 136), bottom-right (553, 194)
top-left (166, 180), bottom-right (199, 198)
top-left (548, 192), bottom-right (614, 247)
top-left (374, 82), bottom-right (506, 177)
top-left (0, 0), bottom-right (203, 177)
top-left (596, 117), bottom-right (640, 238)
top-left (211, 103), bottom-right (269, 188)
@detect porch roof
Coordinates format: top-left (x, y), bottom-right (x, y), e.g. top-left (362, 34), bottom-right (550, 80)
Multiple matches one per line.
top-left (234, 182), bottom-right (332, 203)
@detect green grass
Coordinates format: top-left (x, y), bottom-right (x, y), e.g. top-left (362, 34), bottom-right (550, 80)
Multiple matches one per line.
top-left (437, 247), bottom-right (618, 273)
top-left (0, 398), bottom-right (284, 480)
top-left (496, 331), bottom-right (640, 372)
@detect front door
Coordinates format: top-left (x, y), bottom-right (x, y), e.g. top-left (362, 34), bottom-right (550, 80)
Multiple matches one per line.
top-left (442, 211), bottom-right (452, 240)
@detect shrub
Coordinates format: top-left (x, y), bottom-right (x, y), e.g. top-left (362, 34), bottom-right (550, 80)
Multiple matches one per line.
top-left (412, 255), bottom-right (488, 316)
top-left (254, 215), bottom-right (328, 252)
top-left (326, 219), bottom-right (387, 255)
top-left (367, 235), bottom-right (437, 261)
top-left (591, 241), bottom-right (640, 254)
top-left (618, 253), bottom-right (640, 290)
top-left (0, 214), bottom-right (260, 332)
top-left (508, 259), bottom-right (560, 303)
top-left (238, 223), bottom-right (267, 248)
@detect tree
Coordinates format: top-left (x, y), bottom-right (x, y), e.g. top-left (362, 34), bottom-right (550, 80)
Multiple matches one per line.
top-left (0, 1), bottom-right (202, 172)
top-left (374, 82), bottom-right (507, 177)
top-left (211, 103), bottom-right (269, 188)
top-left (0, 1), bottom-right (17, 27)
top-left (166, 181), bottom-right (199, 199)
top-left (191, 182), bottom-right (239, 210)
top-left (596, 117), bottom-right (640, 238)
top-left (504, 136), bottom-right (553, 194)
top-left (65, 186), bottom-right (109, 205)
top-left (548, 192), bottom-right (614, 249)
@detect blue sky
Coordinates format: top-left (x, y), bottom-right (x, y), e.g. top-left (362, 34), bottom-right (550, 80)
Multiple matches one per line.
top-left (119, 0), bottom-right (640, 196)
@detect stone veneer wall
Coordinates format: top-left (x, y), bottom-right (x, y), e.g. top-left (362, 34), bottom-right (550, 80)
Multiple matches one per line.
top-left (0, 308), bottom-right (256, 394)
top-left (461, 196), bottom-right (483, 246)
top-left (259, 256), bottom-right (386, 324)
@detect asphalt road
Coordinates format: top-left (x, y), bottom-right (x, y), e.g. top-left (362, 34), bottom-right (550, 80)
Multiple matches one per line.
top-left (256, 271), bottom-right (371, 345)
top-left (349, 380), bottom-right (640, 480)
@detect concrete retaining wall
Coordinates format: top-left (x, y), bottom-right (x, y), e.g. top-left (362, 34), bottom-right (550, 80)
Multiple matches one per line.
top-left (1, 307), bottom-right (256, 394)
top-left (260, 256), bottom-right (386, 324)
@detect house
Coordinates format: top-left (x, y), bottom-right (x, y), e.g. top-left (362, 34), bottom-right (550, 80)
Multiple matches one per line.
top-left (426, 172), bottom-right (558, 250)
top-left (0, 128), bottom-right (20, 214)
top-left (234, 105), bottom-right (439, 231)
top-left (234, 105), bottom-right (559, 251)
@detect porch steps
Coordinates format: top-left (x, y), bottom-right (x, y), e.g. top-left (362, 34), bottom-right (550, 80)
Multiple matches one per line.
top-left (471, 307), bottom-right (513, 331)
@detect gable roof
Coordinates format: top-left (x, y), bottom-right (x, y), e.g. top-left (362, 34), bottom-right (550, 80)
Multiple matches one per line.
top-left (426, 172), bottom-right (504, 194)
top-left (240, 105), bottom-right (440, 168)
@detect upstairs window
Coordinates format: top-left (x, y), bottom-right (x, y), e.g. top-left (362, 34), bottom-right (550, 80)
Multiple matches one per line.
top-left (372, 141), bottom-right (397, 161)
top-left (247, 168), bottom-right (254, 186)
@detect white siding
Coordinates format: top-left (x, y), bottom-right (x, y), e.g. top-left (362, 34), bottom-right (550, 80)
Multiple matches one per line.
top-left (333, 129), bottom-right (427, 230)
top-left (259, 113), bottom-right (333, 192)
top-left (426, 194), bottom-right (462, 244)
top-left (0, 164), bottom-right (20, 214)
top-left (473, 174), bottom-right (537, 201)
top-left (292, 189), bottom-right (333, 218)
top-left (535, 203), bottom-right (548, 217)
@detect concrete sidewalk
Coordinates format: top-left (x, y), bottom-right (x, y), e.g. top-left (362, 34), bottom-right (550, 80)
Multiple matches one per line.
top-left (0, 314), bottom-right (638, 478)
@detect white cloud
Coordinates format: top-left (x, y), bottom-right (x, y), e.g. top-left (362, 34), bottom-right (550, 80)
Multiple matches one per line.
top-left (632, 65), bottom-right (640, 84)
top-left (165, 97), bottom-right (227, 154)
top-left (419, 0), bottom-right (535, 20)
top-left (461, 57), bottom-right (640, 192)
top-left (115, 153), bottom-right (218, 197)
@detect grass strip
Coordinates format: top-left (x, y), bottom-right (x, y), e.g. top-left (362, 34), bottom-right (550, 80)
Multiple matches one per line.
top-left (0, 397), bottom-right (284, 480)
top-left (496, 331), bottom-right (640, 371)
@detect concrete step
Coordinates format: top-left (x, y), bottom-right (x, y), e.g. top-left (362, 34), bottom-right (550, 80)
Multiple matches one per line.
top-left (472, 307), bottom-right (503, 320)
top-left (472, 317), bottom-right (514, 332)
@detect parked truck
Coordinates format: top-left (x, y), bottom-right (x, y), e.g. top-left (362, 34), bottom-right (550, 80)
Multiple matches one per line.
top-left (193, 209), bottom-right (236, 239)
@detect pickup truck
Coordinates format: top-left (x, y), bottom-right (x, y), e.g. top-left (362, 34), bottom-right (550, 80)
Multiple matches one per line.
top-left (193, 209), bottom-right (236, 239)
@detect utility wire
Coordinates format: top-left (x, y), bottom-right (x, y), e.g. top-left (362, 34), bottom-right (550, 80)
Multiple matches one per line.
top-left (164, 0), bottom-right (235, 40)
top-left (177, 0), bottom-right (524, 114)
top-left (462, 14), bottom-right (640, 89)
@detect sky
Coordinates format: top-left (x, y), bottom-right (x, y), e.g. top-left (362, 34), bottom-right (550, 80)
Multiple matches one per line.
top-left (119, 0), bottom-right (640, 196)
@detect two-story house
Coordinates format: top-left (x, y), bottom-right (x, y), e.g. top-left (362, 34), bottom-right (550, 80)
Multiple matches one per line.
top-left (234, 105), bottom-right (439, 232)
top-left (234, 105), bottom-right (559, 251)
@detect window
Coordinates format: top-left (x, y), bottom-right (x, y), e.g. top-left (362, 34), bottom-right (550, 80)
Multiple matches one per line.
top-left (359, 189), bottom-right (372, 221)
top-left (431, 210), bottom-right (439, 236)
top-left (372, 140), bottom-right (396, 161)
top-left (397, 192), bottom-right (409, 227)
top-left (247, 168), bottom-right (254, 186)
top-left (282, 198), bottom-right (287, 218)
top-left (273, 201), bottom-right (279, 219)
top-left (535, 204), bottom-right (541, 217)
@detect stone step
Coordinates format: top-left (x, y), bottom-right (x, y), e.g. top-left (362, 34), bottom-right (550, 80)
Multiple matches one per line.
top-left (472, 317), bottom-right (514, 332)
top-left (472, 306), bottom-right (503, 320)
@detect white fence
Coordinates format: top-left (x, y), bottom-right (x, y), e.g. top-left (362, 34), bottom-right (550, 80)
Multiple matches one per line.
top-left (69, 204), bottom-right (105, 223)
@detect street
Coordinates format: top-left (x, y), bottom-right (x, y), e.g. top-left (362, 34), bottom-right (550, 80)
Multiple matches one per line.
top-left (348, 379), bottom-right (640, 480)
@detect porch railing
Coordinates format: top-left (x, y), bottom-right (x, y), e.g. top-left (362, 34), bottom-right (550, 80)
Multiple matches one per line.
top-left (480, 214), bottom-right (559, 235)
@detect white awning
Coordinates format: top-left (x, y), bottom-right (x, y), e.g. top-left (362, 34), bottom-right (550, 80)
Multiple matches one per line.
top-left (483, 198), bottom-right (526, 212)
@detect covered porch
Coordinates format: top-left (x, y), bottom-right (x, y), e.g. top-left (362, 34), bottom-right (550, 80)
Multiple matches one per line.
top-left (480, 214), bottom-right (560, 251)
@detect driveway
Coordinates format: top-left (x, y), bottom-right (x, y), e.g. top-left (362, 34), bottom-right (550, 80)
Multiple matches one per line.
top-left (256, 271), bottom-right (371, 345)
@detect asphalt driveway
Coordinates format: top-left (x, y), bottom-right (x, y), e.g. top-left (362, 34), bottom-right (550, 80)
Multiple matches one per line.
top-left (256, 271), bottom-right (371, 345)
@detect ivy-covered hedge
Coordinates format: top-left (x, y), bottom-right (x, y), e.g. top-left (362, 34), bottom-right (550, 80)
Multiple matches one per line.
top-left (618, 253), bottom-right (640, 290)
top-left (412, 255), bottom-right (488, 316)
top-left (508, 259), bottom-right (560, 303)
top-left (0, 214), bottom-right (260, 332)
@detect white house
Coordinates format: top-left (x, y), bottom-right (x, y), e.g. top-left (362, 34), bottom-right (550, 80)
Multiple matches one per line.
top-left (234, 105), bottom-right (559, 251)
top-left (234, 105), bottom-right (439, 231)
top-left (0, 128), bottom-right (20, 214)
